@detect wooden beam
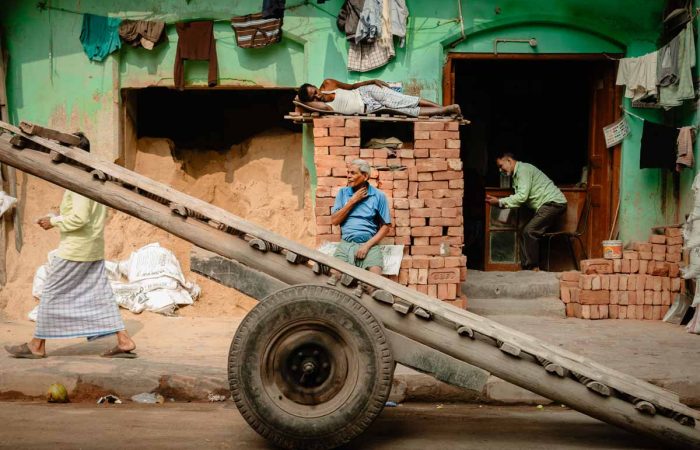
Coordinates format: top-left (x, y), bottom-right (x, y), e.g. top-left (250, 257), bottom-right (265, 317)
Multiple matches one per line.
top-left (18, 121), bottom-right (81, 147)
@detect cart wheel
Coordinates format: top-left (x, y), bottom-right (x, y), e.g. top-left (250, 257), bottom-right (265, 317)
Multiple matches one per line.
top-left (229, 284), bottom-right (394, 450)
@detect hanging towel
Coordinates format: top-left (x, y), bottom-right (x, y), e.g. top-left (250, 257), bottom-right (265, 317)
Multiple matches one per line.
top-left (615, 51), bottom-right (658, 101)
top-left (80, 14), bottom-right (122, 62)
top-left (390, 0), bottom-right (408, 47)
top-left (676, 126), bottom-right (696, 171)
top-left (640, 121), bottom-right (680, 169)
top-left (347, 40), bottom-right (392, 72)
top-left (337, 0), bottom-right (365, 39)
top-left (657, 30), bottom-right (681, 87)
top-left (355, 0), bottom-right (382, 43)
top-left (659, 22), bottom-right (696, 108)
top-left (174, 21), bottom-right (218, 90)
top-left (119, 20), bottom-right (165, 50)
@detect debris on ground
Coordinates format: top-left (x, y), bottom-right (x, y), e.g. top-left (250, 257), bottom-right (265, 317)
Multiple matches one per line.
top-left (131, 393), bottom-right (165, 404)
top-left (97, 395), bottom-right (122, 404)
top-left (207, 393), bottom-right (228, 402)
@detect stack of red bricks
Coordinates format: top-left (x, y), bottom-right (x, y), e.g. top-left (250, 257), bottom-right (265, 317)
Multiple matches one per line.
top-left (312, 116), bottom-right (467, 308)
top-left (559, 227), bottom-right (684, 320)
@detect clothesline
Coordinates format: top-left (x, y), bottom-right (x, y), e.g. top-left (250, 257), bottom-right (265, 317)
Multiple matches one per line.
top-left (622, 108), bottom-right (698, 130)
top-left (36, 0), bottom-right (313, 23)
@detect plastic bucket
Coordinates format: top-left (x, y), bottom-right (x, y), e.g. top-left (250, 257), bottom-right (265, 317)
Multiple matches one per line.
top-left (602, 240), bottom-right (623, 259)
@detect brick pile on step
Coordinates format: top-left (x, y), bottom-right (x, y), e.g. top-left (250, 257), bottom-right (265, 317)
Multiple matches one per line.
top-left (312, 117), bottom-right (466, 307)
top-left (559, 227), bottom-right (684, 320)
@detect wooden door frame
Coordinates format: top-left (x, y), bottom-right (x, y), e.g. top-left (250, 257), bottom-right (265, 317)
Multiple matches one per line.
top-left (444, 53), bottom-right (621, 263)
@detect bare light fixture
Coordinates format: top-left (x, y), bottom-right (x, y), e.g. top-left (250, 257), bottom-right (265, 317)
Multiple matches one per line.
top-left (493, 37), bottom-right (538, 55)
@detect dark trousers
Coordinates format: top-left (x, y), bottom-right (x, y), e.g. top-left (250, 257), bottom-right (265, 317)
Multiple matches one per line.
top-left (520, 202), bottom-right (567, 269)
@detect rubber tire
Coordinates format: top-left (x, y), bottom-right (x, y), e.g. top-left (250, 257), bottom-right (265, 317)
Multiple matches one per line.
top-left (229, 284), bottom-right (394, 450)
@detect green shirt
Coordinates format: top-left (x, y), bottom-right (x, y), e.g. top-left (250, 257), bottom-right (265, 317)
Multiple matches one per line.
top-left (499, 162), bottom-right (566, 211)
top-left (50, 191), bottom-right (107, 262)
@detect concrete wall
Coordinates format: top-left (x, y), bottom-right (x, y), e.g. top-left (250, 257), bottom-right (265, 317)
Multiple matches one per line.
top-left (2, 0), bottom-right (692, 242)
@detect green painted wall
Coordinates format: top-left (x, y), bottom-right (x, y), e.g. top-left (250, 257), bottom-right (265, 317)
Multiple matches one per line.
top-left (2, 0), bottom-right (692, 242)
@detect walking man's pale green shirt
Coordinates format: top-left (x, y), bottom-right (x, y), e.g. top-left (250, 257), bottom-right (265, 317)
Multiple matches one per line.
top-left (499, 162), bottom-right (566, 211)
top-left (50, 191), bottom-right (107, 261)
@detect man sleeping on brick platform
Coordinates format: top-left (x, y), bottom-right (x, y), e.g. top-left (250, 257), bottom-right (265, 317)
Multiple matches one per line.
top-left (327, 159), bottom-right (391, 289)
top-left (298, 78), bottom-right (461, 117)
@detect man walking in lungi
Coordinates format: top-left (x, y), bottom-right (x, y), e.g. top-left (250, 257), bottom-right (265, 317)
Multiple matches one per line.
top-left (4, 135), bottom-right (137, 359)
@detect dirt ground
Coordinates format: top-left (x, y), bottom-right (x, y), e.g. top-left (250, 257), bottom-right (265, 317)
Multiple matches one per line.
top-left (0, 128), bottom-right (313, 320)
top-left (0, 402), bottom-right (662, 450)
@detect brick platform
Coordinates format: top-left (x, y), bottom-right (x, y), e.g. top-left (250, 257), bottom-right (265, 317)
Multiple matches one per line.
top-left (312, 117), bottom-right (466, 307)
top-left (559, 227), bottom-right (684, 320)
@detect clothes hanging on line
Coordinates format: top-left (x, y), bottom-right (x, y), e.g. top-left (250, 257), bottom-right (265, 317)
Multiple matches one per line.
top-left (676, 126), bottom-right (696, 171)
top-left (346, 0), bottom-right (408, 72)
top-left (639, 120), bottom-right (680, 170)
top-left (174, 21), bottom-right (218, 90)
top-left (337, 0), bottom-right (365, 39)
top-left (119, 20), bottom-right (166, 50)
top-left (657, 29), bottom-right (681, 87)
top-left (80, 14), bottom-right (122, 62)
top-left (355, 0), bottom-right (382, 44)
top-left (615, 51), bottom-right (658, 102)
top-left (658, 22), bottom-right (696, 109)
top-left (262, 0), bottom-right (286, 20)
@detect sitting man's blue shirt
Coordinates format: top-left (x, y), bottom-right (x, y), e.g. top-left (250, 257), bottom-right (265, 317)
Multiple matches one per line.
top-left (332, 184), bottom-right (391, 243)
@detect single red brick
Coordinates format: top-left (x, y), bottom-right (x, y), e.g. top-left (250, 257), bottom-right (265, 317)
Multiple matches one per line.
top-left (667, 244), bottom-right (682, 255)
top-left (447, 159), bottom-right (462, 170)
top-left (580, 259), bottom-right (613, 274)
top-left (314, 117), bottom-right (345, 127)
top-left (411, 226), bottom-right (442, 237)
top-left (620, 259), bottom-right (631, 273)
top-left (414, 148), bottom-right (430, 158)
top-left (415, 122), bottom-right (446, 131)
top-left (619, 274), bottom-right (628, 290)
top-left (430, 257), bottom-right (446, 269)
top-left (313, 127), bottom-right (329, 137)
top-left (411, 208), bottom-right (442, 218)
top-left (666, 235), bottom-right (684, 245)
top-left (445, 139), bottom-right (460, 149)
top-left (651, 244), bottom-right (667, 254)
top-left (561, 271), bottom-right (581, 282)
top-left (599, 305), bottom-right (609, 319)
top-left (415, 139), bottom-right (446, 149)
top-left (414, 130), bottom-right (430, 139)
top-left (662, 290), bottom-right (671, 305)
top-left (613, 259), bottom-right (622, 273)
top-left (428, 268), bottom-right (460, 284)
top-left (609, 274), bottom-right (619, 290)
top-left (447, 226), bottom-right (463, 236)
top-left (429, 149), bottom-right (461, 159)
top-left (345, 137), bottom-right (360, 146)
top-left (394, 198), bottom-right (410, 209)
top-left (630, 259), bottom-right (640, 274)
top-left (449, 179), bottom-right (464, 189)
top-left (666, 252), bottom-right (681, 262)
top-left (643, 305), bottom-right (653, 320)
top-left (411, 245), bottom-right (441, 255)
top-left (638, 251), bottom-right (653, 260)
top-left (649, 235), bottom-right (666, 244)
top-left (610, 305), bottom-right (619, 319)
top-left (430, 217), bottom-right (462, 226)
top-left (316, 136), bottom-right (345, 146)
top-left (632, 242), bottom-right (652, 252)
top-left (416, 161), bottom-right (448, 172)
top-left (638, 260), bottom-right (648, 274)
top-left (579, 290), bottom-right (610, 305)
top-left (623, 251), bottom-right (639, 260)
top-left (619, 305), bottom-right (627, 319)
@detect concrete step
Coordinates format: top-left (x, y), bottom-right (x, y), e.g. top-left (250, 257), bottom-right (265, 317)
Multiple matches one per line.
top-left (463, 270), bottom-right (560, 299)
top-left (466, 297), bottom-right (565, 318)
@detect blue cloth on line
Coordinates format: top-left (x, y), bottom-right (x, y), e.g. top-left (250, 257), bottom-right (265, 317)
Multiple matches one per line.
top-left (332, 184), bottom-right (391, 243)
top-left (80, 14), bottom-right (122, 62)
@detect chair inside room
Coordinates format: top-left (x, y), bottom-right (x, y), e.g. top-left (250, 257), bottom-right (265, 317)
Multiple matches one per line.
top-left (543, 192), bottom-right (590, 271)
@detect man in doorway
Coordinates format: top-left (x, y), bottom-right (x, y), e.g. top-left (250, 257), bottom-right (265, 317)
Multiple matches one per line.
top-left (329, 159), bottom-right (391, 279)
top-left (298, 78), bottom-right (461, 117)
top-left (485, 152), bottom-right (567, 271)
top-left (5, 133), bottom-right (137, 359)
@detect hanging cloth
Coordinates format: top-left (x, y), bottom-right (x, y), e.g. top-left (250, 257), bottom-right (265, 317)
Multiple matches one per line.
top-left (80, 14), bottom-right (122, 62)
top-left (355, 0), bottom-right (382, 43)
top-left (658, 22), bottom-right (696, 108)
top-left (119, 20), bottom-right (166, 50)
top-left (337, 0), bottom-right (366, 39)
top-left (390, 0), bottom-right (408, 47)
top-left (640, 121), bottom-right (680, 169)
top-left (174, 21), bottom-right (218, 90)
top-left (676, 126), bottom-right (696, 171)
top-left (263, 0), bottom-right (286, 20)
top-left (615, 51), bottom-right (658, 101)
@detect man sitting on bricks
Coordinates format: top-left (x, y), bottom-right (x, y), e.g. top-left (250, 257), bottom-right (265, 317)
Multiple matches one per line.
top-left (298, 78), bottom-right (461, 117)
top-left (328, 159), bottom-right (391, 285)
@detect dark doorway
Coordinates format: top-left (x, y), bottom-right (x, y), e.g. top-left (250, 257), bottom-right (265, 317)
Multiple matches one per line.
top-left (132, 87), bottom-right (298, 150)
top-left (445, 56), bottom-right (618, 271)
